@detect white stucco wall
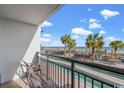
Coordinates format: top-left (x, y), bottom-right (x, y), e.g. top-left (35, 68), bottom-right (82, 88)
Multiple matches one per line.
top-left (0, 18), bottom-right (40, 83)
top-left (22, 27), bottom-right (40, 64)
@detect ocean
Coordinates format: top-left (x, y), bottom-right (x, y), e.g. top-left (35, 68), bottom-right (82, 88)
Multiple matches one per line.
top-left (41, 47), bottom-right (124, 53)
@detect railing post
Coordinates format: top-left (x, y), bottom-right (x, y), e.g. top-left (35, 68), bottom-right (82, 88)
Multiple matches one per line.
top-left (92, 79), bottom-right (94, 88)
top-left (71, 62), bottom-right (75, 88)
top-left (46, 54), bottom-right (49, 80)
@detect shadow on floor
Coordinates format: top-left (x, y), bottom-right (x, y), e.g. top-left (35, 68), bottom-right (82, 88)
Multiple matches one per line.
top-left (0, 80), bottom-right (22, 88)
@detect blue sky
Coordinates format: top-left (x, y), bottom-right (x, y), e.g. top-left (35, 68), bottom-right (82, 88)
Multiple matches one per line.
top-left (40, 4), bottom-right (124, 47)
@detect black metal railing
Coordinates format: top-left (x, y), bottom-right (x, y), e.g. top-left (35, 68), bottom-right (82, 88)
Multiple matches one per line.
top-left (39, 52), bottom-right (123, 88)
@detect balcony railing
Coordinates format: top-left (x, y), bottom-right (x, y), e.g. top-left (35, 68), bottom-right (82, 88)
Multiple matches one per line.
top-left (39, 52), bottom-right (123, 88)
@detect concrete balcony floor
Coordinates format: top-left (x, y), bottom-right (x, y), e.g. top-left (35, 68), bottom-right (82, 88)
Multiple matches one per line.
top-left (0, 72), bottom-right (57, 88)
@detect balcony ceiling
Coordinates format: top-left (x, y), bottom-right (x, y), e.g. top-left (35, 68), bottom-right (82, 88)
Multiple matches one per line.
top-left (0, 4), bottom-right (62, 25)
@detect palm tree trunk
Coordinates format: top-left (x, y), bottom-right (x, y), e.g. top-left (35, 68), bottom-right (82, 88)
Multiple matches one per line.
top-left (64, 44), bottom-right (66, 56)
top-left (114, 47), bottom-right (117, 57)
top-left (69, 47), bottom-right (70, 56)
top-left (92, 47), bottom-right (95, 61)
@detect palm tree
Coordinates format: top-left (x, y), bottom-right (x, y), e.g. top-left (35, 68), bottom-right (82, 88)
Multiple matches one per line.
top-left (109, 40), bottom-right (124, 57)
top-left (85, 33), bottom-right (104, 60)
top-left (68, 38), bottom-right (76, 56)
top-left (61, 34), bottom-right (71, 55)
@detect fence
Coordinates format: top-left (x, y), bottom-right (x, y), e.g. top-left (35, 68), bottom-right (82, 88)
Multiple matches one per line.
top-left (39, 52), bottom-right (123, 88)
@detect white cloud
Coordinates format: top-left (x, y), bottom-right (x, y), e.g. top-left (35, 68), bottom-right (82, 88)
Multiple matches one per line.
top-left (40, 34), bottom-right (51, 45)
top-left (41, 21), bottom-right (53, 27)
top-left (122, 28), bottom-right (124, 32)
top-left (89, 23), bottom-right (102, 29)
top-left (72, 27), bottom-right (92, 36)
top-left (41, 39), bottom-right (64, 47)
top-left (88, 8), bottom-right (92, 11)
top-left (40, 37), bottom-right (51, 43)
top-left (99, 30), bottom-right (106, 35)
top-left (43, 34), bottom-right (51, 37)
top-left (100, 9), bottom-right (120, 20)
top-left (88, 18), bottom-right (102, 29)
top-left (40, 37), bottom-right (52, 46)
top-left (106, 36), bottom-right (119, 41)
top-left (89, 18), bottom-right (100, 23)
top-left (50, 40), bottom-right (63, 47)
top-left (72, 35), bottom-right (79, 39)
top-left (40, 33), bottom-right (63, 47)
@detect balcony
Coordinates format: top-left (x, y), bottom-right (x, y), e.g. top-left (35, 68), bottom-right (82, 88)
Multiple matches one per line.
top-left (39, 52), bottom-right (124, 88)
top-left (1, 51), bottom-right (124, 88)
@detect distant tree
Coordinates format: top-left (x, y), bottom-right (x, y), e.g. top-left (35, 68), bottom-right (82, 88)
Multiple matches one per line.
top-left (109, 40), bottom-right (124, 57)
top-left (61, 34), bottom-right (71, 55)
top-left (85, 33), bottom-right (104, 60)
top-left (68, 38), bottom-right (76, 55)
top-left (61, 34), bottom-right (76, 56)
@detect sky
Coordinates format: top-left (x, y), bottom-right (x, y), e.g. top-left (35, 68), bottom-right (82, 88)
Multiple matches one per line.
top-left (40, 4), bottom-right (124, 47)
